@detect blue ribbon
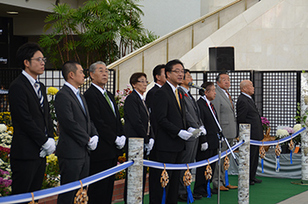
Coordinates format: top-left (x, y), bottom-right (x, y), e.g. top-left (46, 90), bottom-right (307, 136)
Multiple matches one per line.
top-left (276, 156), bottom-right (280, 171)
top-left (161, 188), bottom-right (166, 204)
top-left (186, 186), bottom-right (194, 203)
top-left (225, 170), bottom-right (229, 187)
top-left (207, 180), bottom-right (211, 198)
top-left (261, 159), bottom-right (264, 173)
top-left (290, 150), bottom-right (293, 164)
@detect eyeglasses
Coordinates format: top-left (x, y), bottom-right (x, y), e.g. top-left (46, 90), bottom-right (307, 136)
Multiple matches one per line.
top-left (171, 69), bottom-right (184, 74)
top-left (30, 57), bottom-right (47, 63)
top-left (137, 80), bottom-right (149, 84)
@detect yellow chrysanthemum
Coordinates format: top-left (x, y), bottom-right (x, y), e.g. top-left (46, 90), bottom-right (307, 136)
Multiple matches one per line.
top-left (46, 154), bottom-right (58, 165)
top-left (47, 87), bottom-right (59, 95)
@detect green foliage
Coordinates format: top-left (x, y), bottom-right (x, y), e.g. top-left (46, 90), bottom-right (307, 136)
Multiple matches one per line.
top-left (294, 102), bottom-right (308, 126)
top-left (39, 0), bottom-right (158, 69)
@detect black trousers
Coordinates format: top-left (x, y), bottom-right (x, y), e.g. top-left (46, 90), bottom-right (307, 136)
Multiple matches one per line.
top-left (57, 155), bottom-right (90, 204)
top-left (150, 150), bottom-right (183, 204)
top-left (88, 158), bottom-right (117, 204)
top-left (194, 149), bottom-right (216, 196)
top-left (250, 145), bottom-right (259, 180)
top-left (11, 157), bottom-right (46, 201)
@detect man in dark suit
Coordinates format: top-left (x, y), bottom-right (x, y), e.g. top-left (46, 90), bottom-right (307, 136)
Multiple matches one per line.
top-left (84, 61), bottom-right (126, 204)
top-left (178, 69), bottom-right (206, 201)
top-left (9, 42), bottom-right (55, 198)
top-left (194, 82), bottom-right (219, 197)
top-left (236, 80), bottom-right (263, 185)
top-left (151, 59), bottom-right (194, 204)
top-left (55, 61), bottom-right (98, 204)
top-left (145, 64), bottom-right (166, 204)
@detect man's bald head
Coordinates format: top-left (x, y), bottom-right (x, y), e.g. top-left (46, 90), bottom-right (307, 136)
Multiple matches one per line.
top-left (240, 80), bottom-right (254, 96)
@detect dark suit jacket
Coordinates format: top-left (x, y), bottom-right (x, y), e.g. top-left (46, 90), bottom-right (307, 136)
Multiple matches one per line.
top-left (9, 74), bottom-right (54, 160)
top-left (55, 84), bottom-right (97, 159)
top-left (84, 85), bottom-right (124, 161)
top-left (197, 97), bottom-right (219, 149)
top-left (178, 87), bottom-right (203, 129)
top-left (236, 93), bottom-right (263, 141)
top-left (152, 82), bottom-right (186, 152)
top-left (124, 89), bottom-right (152, 143)
top-left (145, 84), bottom-right (160, 135)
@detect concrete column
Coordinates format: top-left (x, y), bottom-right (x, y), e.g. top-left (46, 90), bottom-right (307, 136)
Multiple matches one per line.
top-left (238, 123), bottom-right (250, 204)
top-left (301, 73), bottom-right (308, 182)
top-left (127, 138), bottom-right (144, 204)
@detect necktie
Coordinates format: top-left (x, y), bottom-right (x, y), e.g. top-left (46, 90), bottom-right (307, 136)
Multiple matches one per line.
top-left (175, 88), bottom-right (181, 110)
top-left (210, 102), bottom-right (217, 116)
top-left (76, 90), bottom-right (86, 113)
top-left (35, 81), bottom-right (44, 109)
top-left (103, 91), bottom-right (115, 116)
top-left (226, 90), bottom-right (234, 109)
top-left (142, 99), bottom-right (150, 135)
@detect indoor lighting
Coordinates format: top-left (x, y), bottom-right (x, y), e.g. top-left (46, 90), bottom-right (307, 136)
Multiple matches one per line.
top-left (6, 11), bottom-right (19, 15)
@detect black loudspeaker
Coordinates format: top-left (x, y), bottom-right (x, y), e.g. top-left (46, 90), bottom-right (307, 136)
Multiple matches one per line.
top-left (209, 46), bottom-right (234, 71)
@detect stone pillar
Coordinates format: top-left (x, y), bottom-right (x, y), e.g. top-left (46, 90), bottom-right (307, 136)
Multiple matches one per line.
top-left (238, 124), bottom-right (250, 204)
top-left (301, 73), bottom-right (308, 182)
top-left (127, 138), bottom-right (144, 204)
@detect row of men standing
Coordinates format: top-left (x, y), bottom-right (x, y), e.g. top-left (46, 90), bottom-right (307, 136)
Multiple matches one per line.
top-left (8, 42), bottom-right (263, 204)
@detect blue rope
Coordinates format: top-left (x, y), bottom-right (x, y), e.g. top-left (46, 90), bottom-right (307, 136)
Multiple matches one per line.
top-left (0, 161), bottom-right (133, 204)
top-left (250, 127), bottom-right (305, 146)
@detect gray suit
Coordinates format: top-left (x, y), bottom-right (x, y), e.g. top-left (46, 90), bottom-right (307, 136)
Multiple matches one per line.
top-left (211, 86), bottom-right (237, 188)
top-left (178, 87), bottom-right (203, 195)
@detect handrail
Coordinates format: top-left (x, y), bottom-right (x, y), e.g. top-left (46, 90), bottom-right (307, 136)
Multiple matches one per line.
top-left (107, 0), bottom-right (243, 70)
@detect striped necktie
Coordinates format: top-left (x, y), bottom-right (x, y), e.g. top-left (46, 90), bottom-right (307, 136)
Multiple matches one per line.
top-left (175, 88), bottom-right (181, 110)
top-left (35, 81), bottom-right (44, 109)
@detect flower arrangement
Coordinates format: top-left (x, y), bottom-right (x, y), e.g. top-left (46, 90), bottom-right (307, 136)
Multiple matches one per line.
top-left (0, 123), bottom-right (12, 196)
top-left (114, 85), bottom-right (132, 119)
top-left (276, 129), bottom-right (290, 139)
top-left (42, 154), bottom-right (60, 189)
top-left (261, 117), bottom-right (270, 131)
top-left (47, 87), bottom-right (59, 133)
top-left (115, 153), bottom-right (126, 180)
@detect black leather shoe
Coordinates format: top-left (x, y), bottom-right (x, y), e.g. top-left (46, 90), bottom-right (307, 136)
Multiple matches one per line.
top-left (252, 178), bottom-right (262, 183)
top-left (193, 193), bottom-right (202, 200)
top-left (178, 194), bottom-right (187, 202)
top-left (249, 180), bottom-right (255, 185)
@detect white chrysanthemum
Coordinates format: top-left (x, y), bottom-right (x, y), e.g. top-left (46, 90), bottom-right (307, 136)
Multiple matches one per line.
top-left (276, 129), bottom-right (289, 138)
top-left (0, 124), bottom-right (7, 133)
top-left (293, 124), bottom-right (302, 132)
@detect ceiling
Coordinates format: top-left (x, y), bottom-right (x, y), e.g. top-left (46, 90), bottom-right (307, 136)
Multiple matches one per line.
top-left (0, 3), bottom-right (50, 19)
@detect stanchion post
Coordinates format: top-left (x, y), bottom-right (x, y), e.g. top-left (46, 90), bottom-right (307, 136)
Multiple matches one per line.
top-left (127, 138), bottom-right (144, 204)
top-left (301, 72), bottom-right (308, 183)
top-left (238, 123), bottom-right (250, 204)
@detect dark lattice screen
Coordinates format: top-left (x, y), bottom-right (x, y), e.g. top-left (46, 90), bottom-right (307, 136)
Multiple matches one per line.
top-left (191, 70), bottom-right (300, 137)
top-left (189, 71), bottom-right (205, 97)
top-left (261, 72), bottom-right (298, 136)
top-left (38, 69), bottom-right (116, 94)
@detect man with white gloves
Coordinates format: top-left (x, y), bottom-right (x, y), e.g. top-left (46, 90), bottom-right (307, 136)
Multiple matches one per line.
top-left (9, 42), bottom-right (56, 197)
top-left (84, 61), bottom-right (126, 204)
top-left (178, 69), bottom-right (207, 201)
top-left (151, 59), bottom-right (194, 203)
top-left (55, 61), bottom-right (98, 204)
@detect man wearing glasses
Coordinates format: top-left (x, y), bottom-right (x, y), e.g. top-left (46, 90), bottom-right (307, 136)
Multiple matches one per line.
top-left (151, 59), bottom-right (194, 204)
top-left (9, 42), bottom-right (55, 199)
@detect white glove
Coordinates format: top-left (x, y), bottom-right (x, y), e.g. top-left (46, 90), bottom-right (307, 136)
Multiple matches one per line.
top-left (115, 135), bottom-right (126, 149)
top-left (39, 138), bottom-right (56, 158)
top-left (199, 126), bottom-right (207, 135)
top-left (145, 138), bottom-right (155, 155)
top-left (201, 142), bottom-right (209, 151)
top-left (178, 130), bottom-right (193, 140)
top-left (88, 135), bottom-right (99, 150)
top-left (187, 127), bottom-right (196, 133)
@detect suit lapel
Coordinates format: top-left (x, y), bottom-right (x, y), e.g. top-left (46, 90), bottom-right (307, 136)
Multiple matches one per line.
top-left (64, 85), bottom-right (87, 117)
top-left (92, 85), bottom-right (116, 117)
top-left (217, 87), bottom-right (233, 110)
